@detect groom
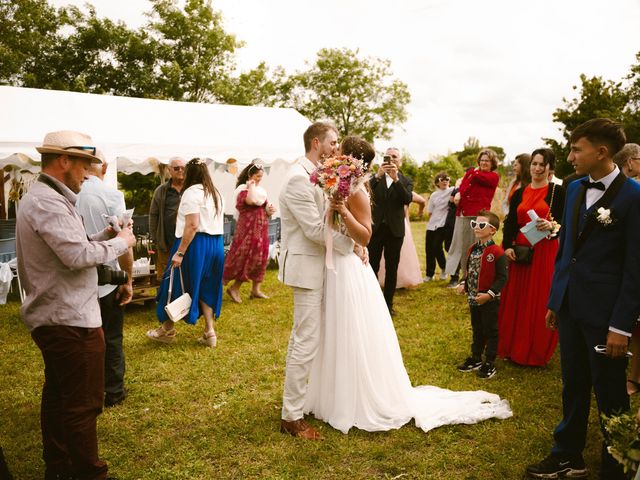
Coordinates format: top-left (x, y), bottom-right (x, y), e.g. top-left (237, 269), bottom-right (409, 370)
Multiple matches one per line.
top-left (526, 119), bottom-right (640, 479)
top-left (278, 122), bottom-right (355, 439)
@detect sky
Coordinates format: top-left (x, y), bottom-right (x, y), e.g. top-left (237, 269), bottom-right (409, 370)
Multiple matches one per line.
top-left (49, 0), bottom-right (640, 162)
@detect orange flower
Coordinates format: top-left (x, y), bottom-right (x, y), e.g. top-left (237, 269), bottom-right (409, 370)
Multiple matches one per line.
top-left (326, 176), bottom-right (337, 188)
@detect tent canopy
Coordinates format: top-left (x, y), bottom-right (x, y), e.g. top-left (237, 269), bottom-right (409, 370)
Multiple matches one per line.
top-left (0, 86), bottom-right (310, 173)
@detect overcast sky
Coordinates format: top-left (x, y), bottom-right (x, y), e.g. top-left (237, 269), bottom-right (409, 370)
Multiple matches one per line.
top-left (50, 0), bottom-right (640, 162)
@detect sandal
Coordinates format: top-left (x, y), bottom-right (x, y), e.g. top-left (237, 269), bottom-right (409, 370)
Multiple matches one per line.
top-left (146, 325), bottom-right (177, 344)
top-left (198, 330), bottom-right (217, 348)
top-left (627, 379), bottom-right (640, 396)
top-left (226, 287), bottom-right (242, 304)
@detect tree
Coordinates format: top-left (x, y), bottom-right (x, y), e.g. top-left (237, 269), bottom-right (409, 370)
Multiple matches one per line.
top-left (623, 52), bottom-right (640, 144)
top-left (454, 137), bottom-right (505, 170)
top-left (146, 0), bottom-right (240, 102)
top-left (217, 62), bottom-right (288, 107)
top-left (280, 48), bottom-right (410, 142)
top-left (0, 0), bottom-right (63, 86)
top-left (544, 74), bottom-right (628, 177)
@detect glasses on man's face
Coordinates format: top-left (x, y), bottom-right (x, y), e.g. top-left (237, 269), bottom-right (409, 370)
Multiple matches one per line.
top-left (470, 220), bottom-right (491, 230)
top-left (64, 145), bottom-right (96, 155)
top-left (171, 166), bottom-right (185, 172)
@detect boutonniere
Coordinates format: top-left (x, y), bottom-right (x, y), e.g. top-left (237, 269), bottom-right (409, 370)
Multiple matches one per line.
top-left (596, 207), bottom-right (616, 226)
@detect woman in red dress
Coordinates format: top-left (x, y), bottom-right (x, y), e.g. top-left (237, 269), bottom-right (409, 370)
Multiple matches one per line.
top-left (497, 148), bottom-right (565, 366)
top-left (223, 161), bottom-right (276, 303)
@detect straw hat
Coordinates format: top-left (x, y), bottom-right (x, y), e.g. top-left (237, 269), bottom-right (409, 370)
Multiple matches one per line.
top-left (36, 130), bottom-right (102, 164)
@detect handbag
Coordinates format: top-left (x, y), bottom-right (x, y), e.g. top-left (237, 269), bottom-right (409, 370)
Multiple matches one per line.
top-left (513, 245), bottom-right (533, 264)
top-left (164, 266), bottom-right (192, 322)
top-left (512, 183), bottom-right (558, 265)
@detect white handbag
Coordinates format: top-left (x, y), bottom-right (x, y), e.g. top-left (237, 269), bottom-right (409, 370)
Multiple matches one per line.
top-left (164, 266), bottom-right (192, 323)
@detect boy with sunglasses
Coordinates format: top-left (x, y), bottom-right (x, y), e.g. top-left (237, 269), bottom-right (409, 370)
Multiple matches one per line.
top-left (456, 210), bottom-right (508, 379)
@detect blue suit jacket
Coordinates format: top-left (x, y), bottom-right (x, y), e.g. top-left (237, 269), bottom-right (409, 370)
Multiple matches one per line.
top-left (547, 172), bottom-right (640, 333)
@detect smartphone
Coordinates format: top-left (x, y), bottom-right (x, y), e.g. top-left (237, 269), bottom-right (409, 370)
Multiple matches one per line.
top-left (382, 155), bottom-right (391, 164)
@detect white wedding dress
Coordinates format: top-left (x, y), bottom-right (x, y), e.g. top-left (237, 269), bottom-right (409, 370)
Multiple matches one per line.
top-left (303, 215), bottom-right (513, 434)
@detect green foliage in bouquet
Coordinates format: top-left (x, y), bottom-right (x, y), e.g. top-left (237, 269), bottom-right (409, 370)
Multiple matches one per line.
top-left (603, 412), bottom-right (640, 478)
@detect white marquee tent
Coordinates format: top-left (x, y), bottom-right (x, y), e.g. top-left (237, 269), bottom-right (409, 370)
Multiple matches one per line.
top-left (0, 86), bottom-right (311, 215)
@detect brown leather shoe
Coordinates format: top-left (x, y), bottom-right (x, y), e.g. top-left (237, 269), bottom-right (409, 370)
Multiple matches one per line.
top-left (280, 419), bottom-right (323, 440)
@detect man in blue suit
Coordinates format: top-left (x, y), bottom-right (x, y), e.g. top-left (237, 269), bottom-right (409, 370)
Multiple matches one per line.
top-left (526, 119), bottom-right (640, 480)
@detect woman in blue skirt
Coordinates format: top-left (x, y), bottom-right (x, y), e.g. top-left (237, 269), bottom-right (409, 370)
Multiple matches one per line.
top-left (147, 158), bottom-right (225, 347)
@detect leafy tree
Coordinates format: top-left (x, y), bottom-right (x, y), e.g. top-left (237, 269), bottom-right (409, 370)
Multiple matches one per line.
top-left (146, 0), bottom-right (240, 102)
top-left (623, 52), bottom-right (640, 144)
top-left (453, 137), bottom-right (505, 170)
top-left (117, 172), bottom-right (160, 214)
top-left (544, 74), bottom-right (628, 177)
top-left (217, 62), bottom-right (287, 106)
top-left (280, 48), bottom-right (410, 142)
top-left (0, 0), bottom-right (63, 86)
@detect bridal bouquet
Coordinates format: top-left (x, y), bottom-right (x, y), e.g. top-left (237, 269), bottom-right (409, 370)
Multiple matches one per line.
top-left (309, 154), bottom-right (366, 222)
top-left (603, 412), bottom-right (640, 477)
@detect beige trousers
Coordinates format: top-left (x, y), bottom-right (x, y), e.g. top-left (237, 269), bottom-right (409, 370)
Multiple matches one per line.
top-left (281, 286), bottom-right (323, 421)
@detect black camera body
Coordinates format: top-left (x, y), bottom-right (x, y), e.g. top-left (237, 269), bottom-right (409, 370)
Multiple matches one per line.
top-left (382, 155), bottom-right (392, 164)
top-left (97, 265), bottom-right (128, 286)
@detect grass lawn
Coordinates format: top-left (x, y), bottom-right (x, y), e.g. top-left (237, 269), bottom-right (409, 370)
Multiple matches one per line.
top-left (0, 221), bottom-right (626, 479)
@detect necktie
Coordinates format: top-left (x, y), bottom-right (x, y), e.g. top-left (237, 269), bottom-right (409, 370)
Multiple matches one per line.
top-left (580, 179), bottom-right (605, 191)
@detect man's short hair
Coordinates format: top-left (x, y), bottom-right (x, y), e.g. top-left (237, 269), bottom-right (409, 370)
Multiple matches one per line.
top-left (303, 122), bottom-right (338, 153)
top-left (477, 209), bottom-right (500, 230)
top-left (613, 143), bottom-right (640, 169)
top-left (570, 118), bottom-right (626, 157)
top-left (41, 153), bottom-right (60, 168)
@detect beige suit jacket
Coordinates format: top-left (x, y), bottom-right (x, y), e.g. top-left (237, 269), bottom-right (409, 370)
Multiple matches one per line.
top-left (278, 156), bottom-right (354, 289)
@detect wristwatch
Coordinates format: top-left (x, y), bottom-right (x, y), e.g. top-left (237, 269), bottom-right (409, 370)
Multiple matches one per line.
top-left (176, 252), bottom-right (184, 257)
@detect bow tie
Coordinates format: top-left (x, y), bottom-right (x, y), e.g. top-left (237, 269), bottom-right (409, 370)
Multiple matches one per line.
top-left (581, 179), bottom-right (605, 191)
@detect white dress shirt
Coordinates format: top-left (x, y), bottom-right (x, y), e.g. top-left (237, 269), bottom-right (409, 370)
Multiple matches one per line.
top-left (585, 165), bottom-right (619, 209)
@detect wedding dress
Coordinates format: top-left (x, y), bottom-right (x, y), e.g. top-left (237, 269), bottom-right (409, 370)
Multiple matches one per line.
top-left (303, 200), bottom-right (513, 434)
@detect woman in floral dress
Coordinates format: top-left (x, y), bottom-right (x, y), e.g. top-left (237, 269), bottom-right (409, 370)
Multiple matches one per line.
top-left (223, 160), bottom-right (275, 303)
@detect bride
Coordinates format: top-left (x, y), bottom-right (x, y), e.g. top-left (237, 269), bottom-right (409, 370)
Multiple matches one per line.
top-left (303, 136), bottom-right (512, 434)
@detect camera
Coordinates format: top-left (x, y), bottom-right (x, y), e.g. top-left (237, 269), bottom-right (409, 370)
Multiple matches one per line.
top-left (97, 265), bottom-right (129, 286)
top-left (382, 155), bottom-right (392, 164)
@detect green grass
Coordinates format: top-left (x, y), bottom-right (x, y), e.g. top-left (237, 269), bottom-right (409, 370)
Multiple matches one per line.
top-left (0, 221), bottom-right (628, 479)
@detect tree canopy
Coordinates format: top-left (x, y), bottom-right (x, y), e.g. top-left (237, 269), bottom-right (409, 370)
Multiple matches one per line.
top-left (277, 48), bottom-right (411, 142)
top-left (545, 61), bottom-right (640, 177)
top-left (1, 1), bottom-right (411, 144)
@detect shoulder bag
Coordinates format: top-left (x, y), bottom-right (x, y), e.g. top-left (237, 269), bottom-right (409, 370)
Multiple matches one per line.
top-left (164, 266), bottom-right (192, 322)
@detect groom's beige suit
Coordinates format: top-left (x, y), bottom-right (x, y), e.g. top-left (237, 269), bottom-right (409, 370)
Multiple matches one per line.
top-left (279, 155), bottom-right (354, 421)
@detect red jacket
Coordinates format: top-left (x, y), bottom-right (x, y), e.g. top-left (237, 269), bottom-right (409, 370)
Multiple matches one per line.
top-left (463, 242), bottom-right (508, 298)
top-left (457, 168), bottom-right (499, 216)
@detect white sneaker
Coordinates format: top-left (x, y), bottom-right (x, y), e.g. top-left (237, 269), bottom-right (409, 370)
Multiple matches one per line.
top-left (423, 276), bottom-right (433, 282)
top-left (439, 273), bottom-right (448, 280)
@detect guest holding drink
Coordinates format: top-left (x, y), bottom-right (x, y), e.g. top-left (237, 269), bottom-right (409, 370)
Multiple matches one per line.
top-left (497, 148), bottom-right (565, 366)
top-left (224, 160), bottom-right (276, 303)
top-left (147, 158), bottom-right (225, 347)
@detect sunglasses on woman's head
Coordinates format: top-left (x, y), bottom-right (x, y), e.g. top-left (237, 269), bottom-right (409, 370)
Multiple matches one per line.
top-left (470, 220), bottom-right (491, 230)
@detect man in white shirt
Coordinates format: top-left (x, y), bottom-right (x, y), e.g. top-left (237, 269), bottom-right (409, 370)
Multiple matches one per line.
top-left (77, 154), bottom-right (134, 408)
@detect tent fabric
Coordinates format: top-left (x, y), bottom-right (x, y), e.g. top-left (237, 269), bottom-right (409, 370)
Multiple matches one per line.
top-left (0, 86), bottom-right (310, 167)
top-left (0, 86), bottom-right (313, 217)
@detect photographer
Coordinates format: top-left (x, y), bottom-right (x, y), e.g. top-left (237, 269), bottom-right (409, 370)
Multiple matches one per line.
top-left (77, 153), bottom-right (134, 408)
top-left (17, 131), bottom-right (135, 480)
top-left (368, 147), bottom-right (413, 315)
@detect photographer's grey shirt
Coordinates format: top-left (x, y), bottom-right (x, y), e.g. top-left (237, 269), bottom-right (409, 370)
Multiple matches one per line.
top-left (17, 174), bottom-right (128, 331)
top-left (76, 175), bottom-right (126, 298)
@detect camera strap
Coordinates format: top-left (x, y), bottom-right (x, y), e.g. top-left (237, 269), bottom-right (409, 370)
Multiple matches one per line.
top-left (37, 174), bottom-right (92, 241)
top-left (37, 174), bottom-right (66, 197)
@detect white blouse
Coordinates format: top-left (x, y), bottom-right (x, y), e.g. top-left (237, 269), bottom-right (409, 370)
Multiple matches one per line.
top-left (175, 184), bottom-right (225, 236)
top-left (426, 186), bottom-right (454, 231)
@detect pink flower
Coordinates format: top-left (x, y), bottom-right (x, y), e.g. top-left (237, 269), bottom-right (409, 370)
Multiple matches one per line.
top-left (309, 171), bottom-right (318, 184)
top-left (337, 164), bottom-right (351, 178)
